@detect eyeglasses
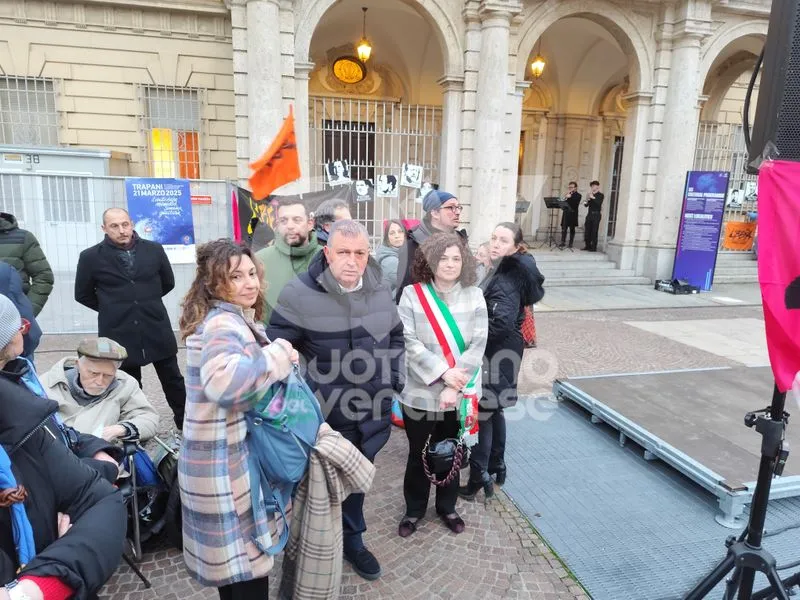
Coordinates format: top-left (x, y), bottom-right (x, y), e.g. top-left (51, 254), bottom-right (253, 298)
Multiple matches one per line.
top-left (440, 204), bottom-right (463, 214)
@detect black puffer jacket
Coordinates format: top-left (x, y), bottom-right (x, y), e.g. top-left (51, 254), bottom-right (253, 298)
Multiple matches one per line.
top-left (0, 377), bottom-right (126, 598)
top-left (480, 252), bottom-right (545, 409)
top-left (74, 234), bottom-right (178, 367)
top-left (267, 251), bottom-right (404, 461)
top-left (0, 358), bottom-right (123, 482)
top-left (0, 213), bottom-right (54, 316)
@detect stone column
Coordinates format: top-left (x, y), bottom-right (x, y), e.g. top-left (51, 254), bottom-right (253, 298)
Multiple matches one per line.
top-left (246, 0), bottom-right (283, 163)
top-left (438, 75), bottom-right (464, 194)
top-left (504, 80), bottom-right (527, 206)
top-left (470, 0), bottom-right (521, 246)
top-left (606, 92), bottom-right (652, 270)
top-left (294, 61), bottom-right (315, 193)
top-left (647, 3), bottom-right (711, 277)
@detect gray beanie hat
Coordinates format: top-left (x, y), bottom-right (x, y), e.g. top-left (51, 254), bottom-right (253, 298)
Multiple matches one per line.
top-left (0, 294), bottom-right (21, 351)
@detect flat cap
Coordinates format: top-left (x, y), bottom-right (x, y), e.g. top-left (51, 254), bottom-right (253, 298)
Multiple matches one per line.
top-left (77, 337), bottom-right (128, 361)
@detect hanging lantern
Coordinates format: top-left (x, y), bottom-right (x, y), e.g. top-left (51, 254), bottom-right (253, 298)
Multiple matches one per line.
top-left (356, 7), bottom-right (372, 63)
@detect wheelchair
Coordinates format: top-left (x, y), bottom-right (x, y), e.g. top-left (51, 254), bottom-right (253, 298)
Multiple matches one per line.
top-left (117, 434), bottom-right (183, 585)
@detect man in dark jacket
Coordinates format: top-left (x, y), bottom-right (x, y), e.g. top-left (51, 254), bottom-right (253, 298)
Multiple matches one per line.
top-left (582, 180), bottom-right (604, 252)
top-left (75, 208), bottom-right (185, 430)
top-left (559, 181), bottom-right (582, 249)
top-left (0, 213), bottom-right (54, 316)
top-left (394, 189), bottom-right (467, 303)
top-left (0, 377), bottom-right (126, 599)
top-left (268, 219), bottom-right (404, 582)
top-left (0, 262), bottom-right (41, 360)
top-left (312, 199), bottom-right (351, 246)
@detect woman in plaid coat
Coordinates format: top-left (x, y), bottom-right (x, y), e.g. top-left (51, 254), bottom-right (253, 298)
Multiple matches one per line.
top-left (177, 239), bottom-right (297, 599)
top-left (396, 233), bottom-right (488, 538)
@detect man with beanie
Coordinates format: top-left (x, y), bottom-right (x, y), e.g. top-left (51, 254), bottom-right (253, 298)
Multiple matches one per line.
top-left (394, 189), bottom-right (468, 302)
top-left (40, 337), bottom-right (160, 443)
top-left (75, 208), bottom-right (185, 431)
top-left (255, 199), bottom-right (322, 325)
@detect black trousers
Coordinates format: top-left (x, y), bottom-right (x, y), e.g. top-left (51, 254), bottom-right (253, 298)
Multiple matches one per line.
top-left (560, 225), bottom-right (576, 247)
top-left (584, 211), bottom-right (601, 251)
top-left (401, 404), bottom-right (460, 518)
top-left (217, 576), bottom-right (268, 600)
top-left (122, 354), bottom-right (186, 430)
top-left (469, 406), bottom-right (506, 476)
top-left (331, 423), bottom-right (370, 555)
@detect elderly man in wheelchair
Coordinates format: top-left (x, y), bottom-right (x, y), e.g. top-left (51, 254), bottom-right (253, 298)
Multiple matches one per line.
top-left (40, 338), bottom-right (182, 560)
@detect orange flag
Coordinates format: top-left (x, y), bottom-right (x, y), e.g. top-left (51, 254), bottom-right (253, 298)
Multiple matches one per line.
top-left (248, 106), bottom-right (301, 200)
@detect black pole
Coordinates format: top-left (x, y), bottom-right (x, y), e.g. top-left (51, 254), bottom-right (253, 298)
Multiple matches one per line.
top-left (737, 384), bottom-right (787, 600)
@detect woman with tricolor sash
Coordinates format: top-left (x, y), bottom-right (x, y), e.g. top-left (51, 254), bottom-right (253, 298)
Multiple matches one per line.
top-left (460, 222), bottom-right (545, 497)
top-left (396, 233), bottom-right (488, 538)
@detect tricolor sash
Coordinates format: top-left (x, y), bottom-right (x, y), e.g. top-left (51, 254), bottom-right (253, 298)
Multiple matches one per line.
top-left (413, 283), bottom-right (480, 446)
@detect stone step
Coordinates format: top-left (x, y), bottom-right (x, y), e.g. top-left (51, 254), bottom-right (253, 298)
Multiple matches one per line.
top-left (532, 251), bottom-right (610, 263)
top-left (716, 252), bottom-right (757, 263)
top-left (545, 275), bottom-right (653, 287)
top-left (714, 265), bottom-right (758, 275)
top-left (713, 274), bottom-right (759, 284)
top-left (542, 268), bottom-right (640, 279)
top-left (537, 261), bottom-right (618, 272)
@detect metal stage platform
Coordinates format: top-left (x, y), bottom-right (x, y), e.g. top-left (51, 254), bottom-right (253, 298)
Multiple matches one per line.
top-left (553, 366), bottom-right (800, 527)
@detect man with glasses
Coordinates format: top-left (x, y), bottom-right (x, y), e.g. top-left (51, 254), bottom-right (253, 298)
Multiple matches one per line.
top-left (394, 189), bottom-right (468, 302)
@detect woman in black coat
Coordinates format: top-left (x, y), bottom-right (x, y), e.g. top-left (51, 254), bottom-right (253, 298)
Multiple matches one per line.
top-left (460, 222), bottom-right (544, 499)
top-left (0, 375), bottom-right (126, 599)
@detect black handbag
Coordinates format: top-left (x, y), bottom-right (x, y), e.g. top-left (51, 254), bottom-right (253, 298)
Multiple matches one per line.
top-left (422, 436), bottom-right (464, 487)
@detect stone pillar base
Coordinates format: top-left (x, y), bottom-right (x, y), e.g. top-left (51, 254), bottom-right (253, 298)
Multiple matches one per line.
top-left (605, 241), bottom-right (675, 283)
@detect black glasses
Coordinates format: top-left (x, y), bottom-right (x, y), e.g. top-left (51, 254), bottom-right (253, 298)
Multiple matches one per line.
top-left (440, 204), bottom-right (463, 214)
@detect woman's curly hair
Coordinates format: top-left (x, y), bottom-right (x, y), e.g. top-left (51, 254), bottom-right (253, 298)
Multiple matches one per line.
top-left (411, 232), bottom-right (477, 287)
top-left (179, 239), bottom-right (265, 340)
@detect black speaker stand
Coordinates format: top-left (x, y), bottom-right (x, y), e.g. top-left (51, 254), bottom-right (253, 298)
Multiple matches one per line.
top-left (684, 385), bottom-right (791, 600)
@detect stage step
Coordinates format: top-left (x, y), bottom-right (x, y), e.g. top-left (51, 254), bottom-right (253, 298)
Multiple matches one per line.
top-left (545, 275), bottom-right (652, 287)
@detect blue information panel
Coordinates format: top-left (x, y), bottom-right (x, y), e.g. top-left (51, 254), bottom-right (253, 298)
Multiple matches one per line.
top-left (671, 171), bottom-right (729, 291)
top-left (125, 178), bottom-right (195, 263)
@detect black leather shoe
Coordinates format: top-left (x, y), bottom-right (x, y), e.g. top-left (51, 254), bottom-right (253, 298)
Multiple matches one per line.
top-left (458, 470), bottom-right (494, 500)
top-left (489, 462), bottom-right (507, 486)
top-left (344, 547), bottom-right (381, 580)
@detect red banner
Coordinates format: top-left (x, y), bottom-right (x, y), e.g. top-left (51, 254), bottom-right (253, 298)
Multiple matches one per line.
top-left (757, 160), bottom-right (800, 392)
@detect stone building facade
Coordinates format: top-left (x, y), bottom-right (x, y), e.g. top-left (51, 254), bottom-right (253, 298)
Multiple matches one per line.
top-left (0, 0), bottom-right (771, 279)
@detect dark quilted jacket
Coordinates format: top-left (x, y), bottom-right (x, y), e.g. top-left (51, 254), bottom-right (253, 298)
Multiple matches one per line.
top-left (0, 213), bottom-right (54, 316)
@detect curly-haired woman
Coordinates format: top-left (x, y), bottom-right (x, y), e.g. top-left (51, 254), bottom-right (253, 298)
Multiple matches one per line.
top-left (396, 232), bottom-right (488, 538)
top-left (177, 239), bottom-right (297, 600)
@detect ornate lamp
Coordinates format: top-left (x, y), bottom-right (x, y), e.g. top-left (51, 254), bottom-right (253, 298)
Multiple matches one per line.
top-left (530, 39), bottom-right (546, 79)
top-left (356, 7), bottom-right (372, 63)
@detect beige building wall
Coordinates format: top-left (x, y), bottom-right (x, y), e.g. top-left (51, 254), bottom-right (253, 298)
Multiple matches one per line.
top-left (0, 0), bottom-right (237, 179)
top-left (716, 71), bottom-right (759, 126)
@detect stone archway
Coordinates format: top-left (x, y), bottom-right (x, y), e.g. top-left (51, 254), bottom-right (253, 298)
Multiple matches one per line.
top-left (515, 0), bottom-right (652, 92)
top-left (294, 0), bottom-right (464, 78)
top-left (697, 21), bottom-right (768, 92)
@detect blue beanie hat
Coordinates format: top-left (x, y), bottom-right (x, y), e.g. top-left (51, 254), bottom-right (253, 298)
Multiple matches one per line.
top-left (422, 189), bottom-right (456, 213)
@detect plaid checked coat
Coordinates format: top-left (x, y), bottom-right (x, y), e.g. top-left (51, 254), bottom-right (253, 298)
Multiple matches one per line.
top-left (397, 282), bottom-right (488, 412)
top-left (278, 423), bottom-right (375, 599)
top-left (178, 302), bottom-right (294, 587)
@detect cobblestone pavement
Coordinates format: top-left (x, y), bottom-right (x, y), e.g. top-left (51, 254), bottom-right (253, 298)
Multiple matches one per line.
top-left (33, 303), bottom-right (763, 600)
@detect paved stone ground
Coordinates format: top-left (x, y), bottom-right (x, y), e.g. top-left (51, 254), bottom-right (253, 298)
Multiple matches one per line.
top-left (33, 303), bottom-right (763, 600)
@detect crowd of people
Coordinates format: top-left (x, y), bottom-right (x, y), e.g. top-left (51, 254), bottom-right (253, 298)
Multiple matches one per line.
top-left (0, 184), bottom-right (545, 600)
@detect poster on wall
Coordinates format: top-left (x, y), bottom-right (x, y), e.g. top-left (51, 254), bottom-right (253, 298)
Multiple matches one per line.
top-left (325, 160), bottom-right (351, 186)
top-left (352, 179), bottom-right (374, 202)
top-left (125, 178), bottom-right (195, 263)
top-left (671, 171), bottom-right (729, 291)
top-left (376, 175), bottom-right (399, 198)
top-left (416, 182), bottom-right (439, 204)
top-left (400, 163), bottom-right (423, 188)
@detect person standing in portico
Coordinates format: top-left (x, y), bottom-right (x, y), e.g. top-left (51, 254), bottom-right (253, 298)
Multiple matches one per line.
top-left (582, 180), bottom-right (605, 252)
top-left (75, 207), bottom-right (186, 430)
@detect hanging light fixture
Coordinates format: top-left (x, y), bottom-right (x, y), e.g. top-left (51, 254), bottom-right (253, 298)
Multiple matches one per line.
top-left (356, 7), bottom-right (372, 63)
top-left (530, 38), bottom-right (546, 79)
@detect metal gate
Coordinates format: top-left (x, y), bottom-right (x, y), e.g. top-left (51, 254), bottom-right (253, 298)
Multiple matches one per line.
top-left (308, 96), bottom-right (442, 245)
top-left (694, 122), bottom-right (757, 252)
